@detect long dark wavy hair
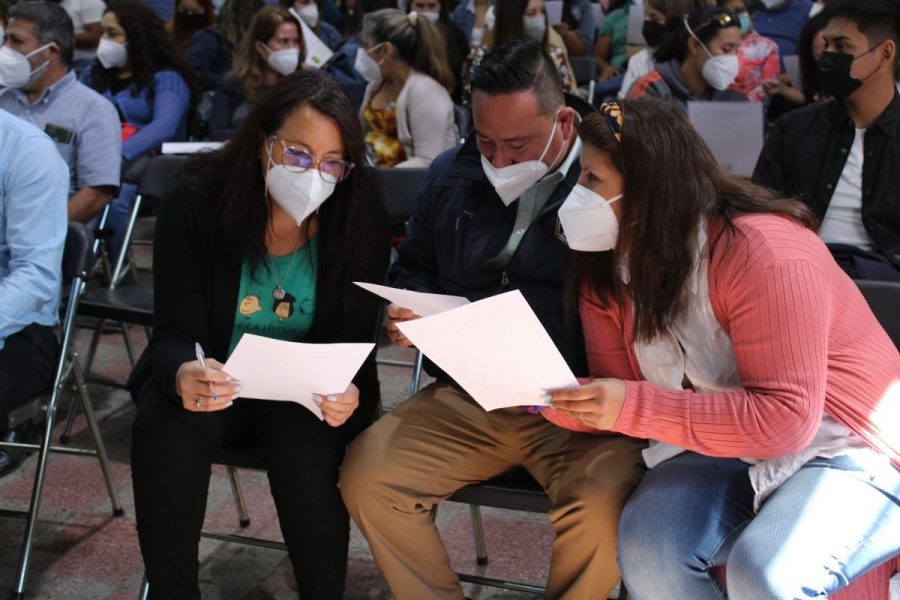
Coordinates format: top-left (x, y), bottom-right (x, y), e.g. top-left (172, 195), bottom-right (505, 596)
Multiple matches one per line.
top-left (567, 98), bottom-right (818, 342)
top-left (87, 0), bottom-right (196, 102)
top-left (184, 69), bottom-right (377, 309)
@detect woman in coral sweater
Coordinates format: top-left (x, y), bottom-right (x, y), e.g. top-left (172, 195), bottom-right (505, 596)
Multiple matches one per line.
top-left (548, 98), bottom-right (900, 600)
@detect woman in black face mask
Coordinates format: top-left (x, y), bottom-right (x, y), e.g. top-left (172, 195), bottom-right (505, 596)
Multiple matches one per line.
top-left (618, 0), bottom-right (704, 100)
top-left (167, 0), bottom-right (215, 56)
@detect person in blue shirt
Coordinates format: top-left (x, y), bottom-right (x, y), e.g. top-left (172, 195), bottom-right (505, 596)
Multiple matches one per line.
top-left (752, 0), bottom-right (813, 58)
top-left (0, 109), bottom-right (69, 478)
top-left (80, 0), bottom-right (194, 266)
top-left (185, 0), bottom-right (263, 92)
top-left (0, 1), bottom-right (121, 224)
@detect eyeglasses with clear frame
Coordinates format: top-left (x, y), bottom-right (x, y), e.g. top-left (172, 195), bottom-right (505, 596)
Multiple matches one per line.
top-left (271, 136), bottom-right (355, 183)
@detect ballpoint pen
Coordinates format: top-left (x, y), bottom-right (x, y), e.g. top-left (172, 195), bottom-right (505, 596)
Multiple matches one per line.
top-left (195, 342), bottom-right (217, 403)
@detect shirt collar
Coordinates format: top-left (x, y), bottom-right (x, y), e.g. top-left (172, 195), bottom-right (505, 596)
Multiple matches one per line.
top-left (828, 88), bottom-right (900, 137)
top-left (0, 70), bottom-right (76, 107)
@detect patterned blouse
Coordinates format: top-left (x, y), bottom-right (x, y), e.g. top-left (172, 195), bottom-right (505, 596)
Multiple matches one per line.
top-left (733, 30), bottom-right (780, 103)
top-left (362, 93), bottom-right (407, 167)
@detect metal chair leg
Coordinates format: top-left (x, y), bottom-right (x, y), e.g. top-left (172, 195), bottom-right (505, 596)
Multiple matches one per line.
top-left (58, 392), bottom-right (79, 444)
top-left (409, 350), bottom-right (424, 396)
top-left (120, 323), bottom-right (137, 368)
top-left (12, 388), bottom-right (62, 598)
top-left (468, 504), bottom-right (488, 566)
top-left (80, 317), bottom-right (106, 382)
top-left (227, 466), bottom-right (250, 528)
top-left (138, 573), bottom-right (150, 600)
top-left (72, 354), bottom-right (124, 516)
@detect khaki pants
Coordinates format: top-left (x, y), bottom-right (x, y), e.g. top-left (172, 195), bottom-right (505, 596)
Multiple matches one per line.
top-left (340, 382), bottom-right (646, 600)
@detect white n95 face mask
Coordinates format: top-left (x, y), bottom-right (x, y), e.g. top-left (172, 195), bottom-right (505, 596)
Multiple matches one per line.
top-left (265, 143), bottom-right (336, 225)
top-left (298, 3), bottom-right (320, 28)
top-left (481, 113), bottom-right (561, 206)
top-left (523, 16), bottom-right (546, 41)
top-left (0, 44), bottom-right (51, 88)
top-left (702, 53), bottom-right (739, 91)
top-left (558, 184), bottom-right (622, 251)
top-left (354, 43), bottom-right (383, 83)
top-left (97, 38), bottom-right (128, 69)
top-left (266, 47), bottom-right (300, 75)
top-left (421, 11), bottom-right (440, 22)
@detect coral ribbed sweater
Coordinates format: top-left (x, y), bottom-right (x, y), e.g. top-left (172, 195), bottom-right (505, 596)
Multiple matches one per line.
top-left (544, 214), bottom-right (900, 468)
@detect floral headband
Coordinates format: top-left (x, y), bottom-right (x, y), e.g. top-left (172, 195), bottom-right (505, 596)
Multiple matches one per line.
top-left (599, 101), bottom-right (623, 143)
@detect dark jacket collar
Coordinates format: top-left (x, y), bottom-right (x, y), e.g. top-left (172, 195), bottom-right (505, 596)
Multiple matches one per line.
top-left (828, 88), bottom-right (900, 137)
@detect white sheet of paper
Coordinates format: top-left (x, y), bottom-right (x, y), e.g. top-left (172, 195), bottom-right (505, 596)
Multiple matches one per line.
top-left (688, 101), bottom-right (764, 177)
top-left (161, 141), bottom-right (224, 154)
top-left (353, 282), bottom-right (470, 317)
top-left (546, 0), bottom-right (563, 25)
top-left (292, 8), bottom-right (334, 69)
top-left (397, 290), bottom-right (578, 410)
top-left (223, 334), bottom-right (373, 420)
top-left (626, 1), bottom-right (646, 46)
top-left (783, 55), bottom-right (801, 88)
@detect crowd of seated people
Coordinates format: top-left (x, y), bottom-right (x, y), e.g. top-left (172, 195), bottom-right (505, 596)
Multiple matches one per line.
top-left (0, 0), bottom-right (897, 599)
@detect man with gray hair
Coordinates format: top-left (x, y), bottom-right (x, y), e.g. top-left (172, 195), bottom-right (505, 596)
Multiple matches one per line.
top-left (0, 0), bottom-right (120, 223)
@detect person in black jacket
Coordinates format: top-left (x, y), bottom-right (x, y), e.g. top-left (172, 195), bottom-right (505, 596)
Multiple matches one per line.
top-left (129, 69), bottom-right (390, 599)
top-left (340, 40), bottom-right (646, 600)
top-left (752, 0), bottom-right (900, 281)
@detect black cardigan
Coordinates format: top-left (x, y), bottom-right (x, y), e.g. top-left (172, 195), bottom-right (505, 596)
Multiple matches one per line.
top-left (130, 177), bottom-right (391, 441)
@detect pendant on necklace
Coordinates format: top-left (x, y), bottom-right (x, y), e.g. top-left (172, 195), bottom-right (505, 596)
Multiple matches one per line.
top-left (273, 286), bottom-right (286, 300)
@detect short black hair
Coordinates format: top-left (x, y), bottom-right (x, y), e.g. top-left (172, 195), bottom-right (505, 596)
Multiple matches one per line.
top-left (828, 0), bottom-right (900, 69)
top-left (469, 39), bottom-right (563, 116)
top-left (9, 1), bottom-right (74, 67)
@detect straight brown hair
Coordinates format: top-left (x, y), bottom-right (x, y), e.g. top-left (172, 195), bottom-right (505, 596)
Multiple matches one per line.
top-left (567, 98), bottom-right (819, 342)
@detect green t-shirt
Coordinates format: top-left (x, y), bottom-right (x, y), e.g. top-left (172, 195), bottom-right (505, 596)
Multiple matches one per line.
top-left (599, 4), bottom-right (630, 70)
top-left (228, 236), bottom-right (319, 356)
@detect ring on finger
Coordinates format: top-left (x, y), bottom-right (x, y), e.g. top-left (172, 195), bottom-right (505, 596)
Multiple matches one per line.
top-left (194, 395), bottom-right (203, 408)
top-left (579, 411), bottom-right (585, 422)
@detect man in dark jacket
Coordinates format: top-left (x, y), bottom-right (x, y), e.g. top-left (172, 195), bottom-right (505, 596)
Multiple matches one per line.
top-left (340, 40), bottom-right (645, 600)
top-left (753, 0), bottom-right (900, 281)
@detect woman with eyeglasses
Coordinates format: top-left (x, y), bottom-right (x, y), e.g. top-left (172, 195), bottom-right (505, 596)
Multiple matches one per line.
top-left (545, 99), bottom-right (899, 599)
top-left (129, 70), bottom-right (390, 598)
top-left (208, 5), bottom-right (303, 141)
top-left (629, 5), bottom-right (748, 111)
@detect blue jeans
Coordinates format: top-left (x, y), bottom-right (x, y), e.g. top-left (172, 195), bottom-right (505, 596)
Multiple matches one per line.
top-left (618, 451), bottom-right (900, 600)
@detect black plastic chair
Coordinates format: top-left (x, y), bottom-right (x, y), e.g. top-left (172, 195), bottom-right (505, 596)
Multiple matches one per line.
top-left (77, 155), bottom-right (188, 388)
top-left (569, 55), bottom-right (598, 87)
top-left (0, 222), bottom-right (124, 600)
top-left (374, 166), bottom-right (428, 240)
top-left (855, 279), bottom-right (900, 348)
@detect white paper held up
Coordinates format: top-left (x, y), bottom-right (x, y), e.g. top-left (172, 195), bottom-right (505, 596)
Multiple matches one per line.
top-left (291, 8), bottom-right (334, 69)
top-left (223, 334), bottom-right (373, 420)
top-left (782, 55), bottom-right (801, 89)
top-left (397, 290), bottom-right (578, 410)
top-left (354, 282), bottom-right (470, 317)
top-left (687, 101), bottom-right (764, 177)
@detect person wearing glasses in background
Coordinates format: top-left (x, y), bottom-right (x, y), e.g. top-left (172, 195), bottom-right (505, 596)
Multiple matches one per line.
top-left (208, 5), bottom-right (302, 141)
top-left (129, 70), bottom-right (390, 598)
top-left (629, 6), bottom-right (748, 111)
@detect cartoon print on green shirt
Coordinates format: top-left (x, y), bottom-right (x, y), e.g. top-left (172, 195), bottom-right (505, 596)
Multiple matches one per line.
top-left (239, 293), bottom-right (263, 318)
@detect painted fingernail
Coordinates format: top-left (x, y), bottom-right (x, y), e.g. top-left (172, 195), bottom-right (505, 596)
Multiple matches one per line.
top-left (235, 385), bottom-right (244, 395)
top-left (326, 395), bottom-right (338, 403)
top-left (540, 393), bottom-right (552, 403)
top-left (226, 401), bottom-right (234, 408)
top-left (313, 396), bottom-right (323, 407)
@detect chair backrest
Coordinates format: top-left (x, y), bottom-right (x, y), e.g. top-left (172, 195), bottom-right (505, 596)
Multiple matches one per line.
top-left (63, 222), bottom-right (95, 288)
top-left (454, 104), bottom-right (472, 142)
top-left (137, 154), bottom-right (190, 208)
top-left (374, 166), bottom-right (428, 229)
top-left (856, 279), bottom-right (900, 349)
top-left (568, 55), bottom-right (597, 87)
